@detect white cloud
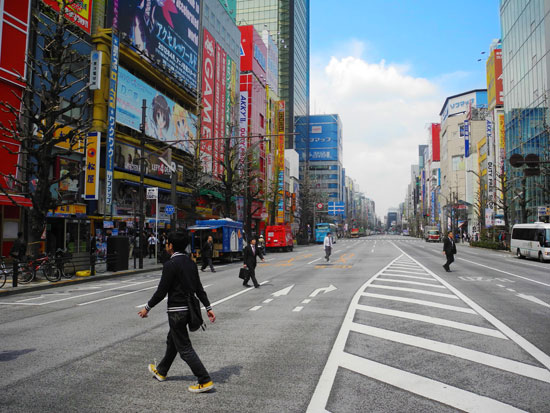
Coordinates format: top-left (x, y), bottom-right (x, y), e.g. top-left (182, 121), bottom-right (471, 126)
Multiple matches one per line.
top-left (311, 44), bottom-right (445, 218)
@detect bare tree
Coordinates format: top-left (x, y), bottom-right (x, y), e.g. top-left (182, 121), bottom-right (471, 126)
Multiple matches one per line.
top-left (0, 2), bottom-right (90, 249)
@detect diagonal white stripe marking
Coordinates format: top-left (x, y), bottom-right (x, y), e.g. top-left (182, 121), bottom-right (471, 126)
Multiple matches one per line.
top-left (391, 242), bottom-right (550, 373)
top-left (79, 286), bottom-right (157, 306)
top-left (369, 284), bottom-right (458, 299)
top-left (349, 323), bottom-right (550, 383)
top-left (381, 273), bottom-right (435, 281)
top-left (293, 306), bottom-right (304, 312)
top-left (362, 292), bottom-right (475, 314)
top-left (249, 306), bottom-right (262, 311)
top-left (356, 304), bottom-right (506, 339)
top-left (337, 353), bottom-right (527, 413)
top-left (385, 268), bottom-right (428, 274)
top-left (376, 278), bottom-right (446, 288)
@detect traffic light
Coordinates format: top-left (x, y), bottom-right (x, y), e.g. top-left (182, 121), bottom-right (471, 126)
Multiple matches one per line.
top-left (509, 153), bottom-right (540, 176)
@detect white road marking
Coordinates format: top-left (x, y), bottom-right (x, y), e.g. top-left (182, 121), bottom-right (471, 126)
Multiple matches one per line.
top-left (350, 322), bottom-right (550, 383)
top-left (302, 299), bottom-right (311, 304)
top-left (356, 304), bottom-right (506, 339)
top-left (272, 285), bottom-right (294, 297)
top-left (308, 258), bottom-right (321, 264)
top-left (310, 285), bottom-right (337, 297)
top-left (516, 294), bottom-right (550, 309)
top-left (375, 278), bottom-right (446, 289)
top-left (136, 297), bottom-right (167, 308)
top-left (497, 284), bottom-right (506, 288)
top-left (506, 288), bottom-right (516, 292)
top-left (207, 280), bottom-right (270, 308)
top-left (362, 293), bottom-right (475, 314)
top-left (333, 250), bottom-right (342, 254)
top-left (0, 301), bottom-right (41, 306)
top-left (332, 353), bottom-right (526, 413)
top-left (455, 257), bottom-right (550, 287)
top-left (36, 279), bottom-right (159, 306)
top-left (391, 242), bottom-right (550, 372)
top-left (79, 286), bottom-right (157, 306)
top-left (369, 284), bottom-right (458, 299)
top-left (263, 298), bottom-right (274, 304)
top-left (292, 306), bottom-right (303, 312)
top-left (371, 249), bottom-right (374, 253)
top-left (380, 273), bottom-right (435, 281)
top-left (249, 306), bottom-right (262, 311)
top-left (385, 268), bottom-right (427, 275)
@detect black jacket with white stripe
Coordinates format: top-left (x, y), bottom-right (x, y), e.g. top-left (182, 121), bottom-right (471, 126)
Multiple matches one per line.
top-left (146, 252), bottom-right (212, 312)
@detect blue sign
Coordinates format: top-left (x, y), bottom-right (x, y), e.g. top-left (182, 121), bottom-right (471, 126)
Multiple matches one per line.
top-left (328, 201), bottom-right (345, 216)
top-left (165, 204), bottom-right (175, 215)
top-left (464, 120), bottom-right (470, 158)
top-left (295, 114), bottom-right (341, 162)
top-left (106, 33), bottom-right (120, 207)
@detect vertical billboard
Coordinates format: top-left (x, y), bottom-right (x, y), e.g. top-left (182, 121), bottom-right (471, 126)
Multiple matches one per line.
top-left (43, 0), bottom-right (93, 34)
top-left (108, 0), bottom-right (200, 91)
top-left (116, 67), bottom-right (196, 153)
top-left (486, 47), bottom-right (503, 110)
top-left (201, 28), bottom-right (216, 173)
top-left (85, 132), bottom-right (101, 200)
top-left (276, 101), bottom-right (285, 223)
top-left (239, 91), bottom-right (248, 163)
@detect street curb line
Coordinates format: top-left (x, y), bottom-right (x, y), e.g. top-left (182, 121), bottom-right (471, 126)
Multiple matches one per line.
top-left (0, 266), bottom-right (163, 298)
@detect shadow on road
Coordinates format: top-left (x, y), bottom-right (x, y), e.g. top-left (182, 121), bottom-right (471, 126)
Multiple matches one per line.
top-left (0, 348), bottom-right (35, 362)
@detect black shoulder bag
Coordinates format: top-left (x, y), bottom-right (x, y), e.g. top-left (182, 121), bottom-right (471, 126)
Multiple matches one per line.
top-left (187, 293), bottom-right (205, 332)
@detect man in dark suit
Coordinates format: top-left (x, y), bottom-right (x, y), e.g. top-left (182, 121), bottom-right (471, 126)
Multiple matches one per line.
top-left (242, 238), bottom-right (264, 288)
top-left (200, 236), bottom-right (215, 272)
top-left (442, 231), bottom-right (457, 272)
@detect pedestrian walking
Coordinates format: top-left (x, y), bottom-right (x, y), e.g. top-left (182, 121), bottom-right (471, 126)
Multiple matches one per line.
top-left (148, 233), bottom-right (157, 258)
top-left (242, 238), bottom-right (264, 288)
top-left (138, 232), bottom-right (216, 393)
top-left (128, 232), bottom-right (135, 259)
top-left (200, 235), bottom-right (216, 272)
top-left (324, 231), bottom-right (333, 262)
top-left (442, 231), bottom-right (457, 272)
top-left (258, 235), bottom-right (266, 256)
top-left (10, 231), bottom-right (27, 287)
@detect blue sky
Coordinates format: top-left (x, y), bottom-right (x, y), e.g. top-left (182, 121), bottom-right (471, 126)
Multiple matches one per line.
top-left (309, 1), bottom-right (501, 216)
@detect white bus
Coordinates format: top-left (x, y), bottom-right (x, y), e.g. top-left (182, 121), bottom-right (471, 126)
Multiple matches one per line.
top-left (511, 222), bottom-right (550, 262)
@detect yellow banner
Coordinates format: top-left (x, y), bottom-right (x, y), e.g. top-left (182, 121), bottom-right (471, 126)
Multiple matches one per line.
top-left (85, 132), bottom-right (101, 200)
top-left (498, 113), bottom-right (505, 149)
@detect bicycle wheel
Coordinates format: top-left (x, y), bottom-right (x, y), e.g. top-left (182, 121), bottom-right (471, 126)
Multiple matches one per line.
top-left (17, 265), bottom-right (35, 284)
top-left (0, 269), bottom-right (6, 288)
top-left (94, 257), bottom-right (107, 274)
top-left (43, 262), bottom-right (60, 282)
top-left (62, 261), bottom-right (76, 278)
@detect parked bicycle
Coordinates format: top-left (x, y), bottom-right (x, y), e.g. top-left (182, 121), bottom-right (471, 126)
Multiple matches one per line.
top-left (91, 251), bottom-right (107, 274)
top-left (0, 256), bottom-right (10, 288)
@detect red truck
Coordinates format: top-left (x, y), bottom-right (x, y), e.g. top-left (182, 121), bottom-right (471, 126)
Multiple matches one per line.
top-left (265, 224), bottom-right (294, 252)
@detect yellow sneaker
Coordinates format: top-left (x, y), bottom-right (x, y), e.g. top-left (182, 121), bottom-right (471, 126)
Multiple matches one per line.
top-left (148, 364), bottom-right (166, 382)
top-left (188, 381), bottom-right (214, 393)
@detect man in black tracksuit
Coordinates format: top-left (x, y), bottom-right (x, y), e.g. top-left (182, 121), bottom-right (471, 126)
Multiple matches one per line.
top-left (138, 232), bottom-right (216, 393)
top-left (200, 235), bottom-right (215, 272)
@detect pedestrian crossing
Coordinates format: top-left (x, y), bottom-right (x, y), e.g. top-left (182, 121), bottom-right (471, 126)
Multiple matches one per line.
top-left (307, 253), bottom-right (550, 412)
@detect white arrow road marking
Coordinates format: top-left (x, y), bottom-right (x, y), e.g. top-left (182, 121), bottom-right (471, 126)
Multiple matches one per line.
top-left (272, 285), bottom-right (295, 297)
top-left (517, 294), bottom-right (550, 309)
top-left (310, 284), bottom-right (337, 298)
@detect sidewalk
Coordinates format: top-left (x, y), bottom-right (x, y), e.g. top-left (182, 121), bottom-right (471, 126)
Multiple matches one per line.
top-left (0, 257), bottom-right (163, 298)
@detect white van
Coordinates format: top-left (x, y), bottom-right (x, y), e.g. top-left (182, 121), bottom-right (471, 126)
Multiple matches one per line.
top-left (511, 222), bottom-right (550, 262)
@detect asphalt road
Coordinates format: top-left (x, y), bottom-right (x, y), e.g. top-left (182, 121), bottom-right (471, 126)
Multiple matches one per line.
top-left (1, 236), bottom-right (549, 413)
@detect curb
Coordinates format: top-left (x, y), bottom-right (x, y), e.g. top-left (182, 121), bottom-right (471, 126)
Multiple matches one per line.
top-left (0, 265), bottom-right (163, 298)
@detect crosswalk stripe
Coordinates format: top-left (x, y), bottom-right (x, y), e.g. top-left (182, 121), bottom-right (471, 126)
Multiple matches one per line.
top-left (349, 322), bottom-right (550, 383)
top-left (355, 304), bottom-right (507, 339)
top-left (376, 278), bottom-right (446, 288)
top-left (379, 273), bottom-right (435, 281)
top-left (362, 292), bottom-right (476, 314)
top-left (369, 284), bottom-right (459, 299)
top-left (337, 352), bottom-right (527, 413)
top-left (385, 268), bottom-right (428, 274)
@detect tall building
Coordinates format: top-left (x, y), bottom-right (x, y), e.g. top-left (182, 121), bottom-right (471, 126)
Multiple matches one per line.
top-left (295, 114), bottom-right (344, 202)
top-left (236, 0), bottom-right (310, 148)
top-left (500, 0), bottom-right (550, 223)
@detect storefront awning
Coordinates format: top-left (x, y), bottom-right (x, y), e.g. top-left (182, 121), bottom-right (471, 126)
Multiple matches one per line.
top-left (0, 194), bottom-right (33, 207)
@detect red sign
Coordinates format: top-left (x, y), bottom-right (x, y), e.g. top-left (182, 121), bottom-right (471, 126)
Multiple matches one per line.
top-left (317, 203), bottom-right (324, 210)
top-left (43, 0), bottom-right (93, 34)
top-left (201, 29), bottom-right (216, 173)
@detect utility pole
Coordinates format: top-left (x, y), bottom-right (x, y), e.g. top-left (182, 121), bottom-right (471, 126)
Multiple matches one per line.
top-left (139, 99), bottom-right (146, 269)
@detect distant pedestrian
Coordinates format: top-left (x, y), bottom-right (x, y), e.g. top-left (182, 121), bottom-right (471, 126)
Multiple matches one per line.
top-left (129, 233), bottom-right (135, 259)
top-left (148, 233), bottom-right (157, 258)
top-left (324, 231), bottom-right (333, 262)
top-left (258, 235), bottom-right (266, 256)
top-left (442, 231), bottom-right (457, 272)
top-left (10, 231), bottom-right (27, 286)
top-left (242, 238), bottom-right (264, 288)
top-left (200, 236), bottom-right (216, 273)
top-left (138, 232), bottom-right (216, 393)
